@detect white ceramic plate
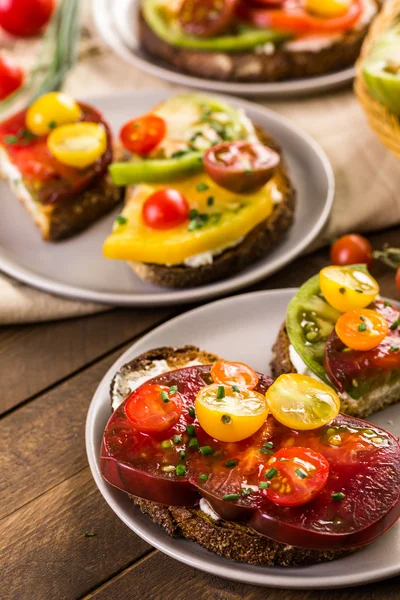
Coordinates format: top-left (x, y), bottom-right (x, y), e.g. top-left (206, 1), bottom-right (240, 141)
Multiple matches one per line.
top-left (86, 288), bottom-right (400, 589)
top-left (94, 0), bottom-right (356, 99)
top-left (0, 90), bottom-right (334, 307)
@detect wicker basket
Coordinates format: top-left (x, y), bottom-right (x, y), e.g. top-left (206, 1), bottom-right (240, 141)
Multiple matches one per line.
top-left (354, 0), bottom-right (400, 158)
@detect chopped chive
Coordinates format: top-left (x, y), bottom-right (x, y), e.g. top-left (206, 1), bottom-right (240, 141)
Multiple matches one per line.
top-left (48, 120), bottom-right (57, 130)
top-left (169, 385), bottom-right (178, 394)
top-left (196, 182), bottom-right (209, 192)
top-left (188, 406), bottom-right (196, 418)
top-left (188, 438), bottom-right (199, 449)
top-left (172, 434), bottom-right (182, 445)
top-left (189, 208), bottom-right (199, 219)
top-left (259, 448), bottom-right (274, 455)
top-left (4, 135), bottom-right (18, 144)
top-left (358, 323), bottom-right (367, 332)
top-left (295, 468), bottom-right (307, 479)
top-left (265, 467), bottom-right (278, 480)
top-left (360, 315), bottom-right (365, 321)
top-left (199, 445), bottom-right (213, 456)
top-left (225, 459), bottom-right (238, 468)
top-left (186, 424), bottom-right (196, 437)
top-left (171, 149), bottom-right (190, 158)
top-left (339, 287), bottom-right (346, 295)
top-left (176, 464), bottom-right (186, 476)
top-left (231, 385), bottom-right (240, 393)
top-left (384, 301), bottom-right (392, 307)
top-left (207, 196), bottom-right (214, 206)
top-left (160, 391), bottom-right (170, 403)
top-left (241, 488), bottom-right (253, 496)
top-left (390, 317), bottom-right (400, 331)
top-left (264, 442), bottom-right (274, 449)
top-left (221, 414), bottom-right (232, 424)
top-left (115, 216), bottom-right (127, 226)
top-left (199, 474), bottom-right (209, 481)
top-left (179, 450), bottom-right (186, 460)
top-left (390, 345), bottom-right (399, 352)
top-left (217, 385), bottom-right (225, 400)
top-left (259, 481), bottom-right (270, 489)
top-left (355, 289), bottom-right (364, 294)
top-left (332, 492), bottom-right (345, 501)
top-left (245, 167), bottom-right (253, 174)
top-left (222, 493), bottom-right (240, 502)
top-left (84, 532), bottom-right (96, 537)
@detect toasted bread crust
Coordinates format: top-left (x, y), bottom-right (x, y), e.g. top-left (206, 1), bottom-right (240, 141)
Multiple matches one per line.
top-left (138, 7), bottom-right (376, 83)
top-left (129, 128), bottom-right (296, 288)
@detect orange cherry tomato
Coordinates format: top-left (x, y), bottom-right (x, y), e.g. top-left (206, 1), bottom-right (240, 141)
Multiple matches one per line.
top-left (210, 360), bottom-right (259, 389)
top-left (120, 114), bottom-right (166, 155)
top-left (142, 189), bottom-right (190, 230)
top-left (260, 447), bottom-right (329, 507)
top-left (335, 308), bottom-right (389, 351)
top-left (330, 234), bottom-right (373, 269)
top-left (125, 383), bottom-right (183, 434)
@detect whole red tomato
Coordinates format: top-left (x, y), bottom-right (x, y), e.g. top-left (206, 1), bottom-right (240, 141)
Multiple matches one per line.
top-left (0, 0), bottom-right (55, 37)
top-left (0, 53), bottom-right (23, 100)
top-left (330, 234), bottom-right (373, 269)
top-left (396, 267), bottom-right (400, 294)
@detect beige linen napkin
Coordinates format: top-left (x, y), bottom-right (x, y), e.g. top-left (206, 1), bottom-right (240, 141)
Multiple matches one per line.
top-left (1, 0), bottom-right (399, 324)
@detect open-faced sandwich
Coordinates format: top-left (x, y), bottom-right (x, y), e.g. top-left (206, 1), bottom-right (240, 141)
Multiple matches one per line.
top-left (138, 0), bottom-right (379, 83)
top-left (271, 264), bottom-right (400, 418)
top-left (0, 92), bottom-right (122, 241)
top-left (103, 93), bottom-right (295, 288)
top-left (101, 346), bottom-right (400, 566)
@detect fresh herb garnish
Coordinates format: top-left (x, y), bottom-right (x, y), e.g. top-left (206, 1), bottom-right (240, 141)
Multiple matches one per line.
top-left (264, 442), bottom-right (274, 449)
top-left (390, 345), bottom-right (399, 352)
top-left (265, 467), bottom-right (278, 480)
top-left (259, 448), bottom-right (274, 455)
top-left (222, 493), bottom-right (240, 502)
top-left (169, 385), bottom-right (178, 394)
top-left (115, 216), bottom-right (127, 226)
top-left (84, 532), bottom-right (96, 537)
top-left (188, 438), bottom-right (199, 449)
top-left (207, 196), bottom-right (214, 206)
top-left (179, 450), bottom-right (186, 460)
top-left (241, 488), bottom-right (253, 496)
top-left (390, 317), bottom-right (400, 331)
top-left (339, 287), bottom-right (346, 295)
top-left (358, 323), bottom-right (367, 332)
top-left (172, 434), bottom-right (182, 445)
top-left (4, 135), bottom-right (18, 145)
top-left (188, 211), bottom-right (209, 231)
top-left (188, 406), bottom-right (196, 419)
top-left (171, 149), bottom-right (191, 159)
top-left (199, 474), bottom-right (209, 481)
top-left (217, 385), bottom-right (225, 400)
top-left (225, 459), bottom-right (238, 468)
top-left (186, 424), bottom-right (196, 437)
top-left (196, 182), bottom-right (209, 192)
top-left (332, 492), bottom-right (345, 501)
top-left (48, 121), bottom-right (57, 130)
top-left (176, 464), bottom-right (186, 476)
top-left (221, 414), bottom-right (232, 424)
top-left (385, 301), bottom-right (392, 308)
top-left (355, 289), bottom-right (364, 294)
top-left (199, 445), bottom-right (213, 456)
top-left (160, 391), bottom-right (170, 403)
top-left (295, 468), bottom-right (307, 479)
top-left (259, 481), bottom-right (270, 490)
top-left (231, 385), bottom-right (240, 393)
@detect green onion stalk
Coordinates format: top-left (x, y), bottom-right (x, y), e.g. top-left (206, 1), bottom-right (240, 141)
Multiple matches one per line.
top-left (0, 0), bottom-right (81, 115)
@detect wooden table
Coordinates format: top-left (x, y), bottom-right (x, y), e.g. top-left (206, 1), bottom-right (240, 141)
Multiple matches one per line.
top-left (2, 226), bottom-right (400, 600)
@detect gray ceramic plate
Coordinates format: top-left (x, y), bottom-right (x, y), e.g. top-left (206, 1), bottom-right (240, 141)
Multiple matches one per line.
top-left (86, 288), bottom-right (400, 589)
top-left (0, 90), bottom-right (334, 307)
top-left (94, 0), bottom-right (355, 99)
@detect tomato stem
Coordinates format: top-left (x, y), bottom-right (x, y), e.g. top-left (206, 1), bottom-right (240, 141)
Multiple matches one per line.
top-left (373, 247), bottom-right (400, 270)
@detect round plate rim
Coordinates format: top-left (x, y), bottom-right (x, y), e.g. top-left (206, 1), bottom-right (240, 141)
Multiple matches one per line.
top-left (0, 89), bottom-right (334, 307)
top-left (93, 0), bottom-right (355, 98)
top-left (85, 288), bottom-right (400, 589)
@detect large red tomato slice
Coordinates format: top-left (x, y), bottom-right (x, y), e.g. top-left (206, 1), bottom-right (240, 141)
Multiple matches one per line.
top-left (179, 0), bottom-right (239, 37)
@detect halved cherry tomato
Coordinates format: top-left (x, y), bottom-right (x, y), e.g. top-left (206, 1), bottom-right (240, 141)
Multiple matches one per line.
top-left (142, 189), bottom-right (190, 230)
top-left (125, 383), bottom-right (183, 434)
top-left (335, 308), bottom-right (389, 351)
top-left (0, 0), bottom-right (55, 37)
top-left (204, 141), bottom-right (280, 193)
top-left (120, 114), bottom-right (166, 155)
top-left (330, 234), bottom-right (373, 269)
top-left (260, 447), bottom-right (329, 507)
top-left (238, 0), bottom-right (362, 34)
top-left (47, 122), bottom-right (107, 169)
top-left (26, 92), bottom-right (82, 136)
top-left (179, 0), bottom-right (239, 38)
top-left (320, 265), bottom-right (380, 312)
top-left (210, 360), bottom-right (259, 389)
top-left (0, 53), bottom-right (23, 100)
top-left (265, 374), bottom-right (340, 430)
top-left (195, 383), bottom-right (268, 442)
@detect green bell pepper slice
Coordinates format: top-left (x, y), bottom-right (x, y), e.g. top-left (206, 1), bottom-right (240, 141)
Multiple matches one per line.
top-left (109, 152), bottom-right (203, 186)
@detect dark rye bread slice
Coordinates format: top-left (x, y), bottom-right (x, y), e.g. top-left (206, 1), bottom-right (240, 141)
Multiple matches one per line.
top-left (270, 324), bottom-right (400, 418)
top-left (138, 4), bottom-right (379, 83)
top-left (111, 345), bottom-right (355, 566)
top-left (129, 128), bottom-right (296, 288)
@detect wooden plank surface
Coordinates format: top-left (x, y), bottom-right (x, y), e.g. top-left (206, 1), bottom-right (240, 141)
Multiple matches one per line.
top-left (3, 225), bottom-right (400, 600)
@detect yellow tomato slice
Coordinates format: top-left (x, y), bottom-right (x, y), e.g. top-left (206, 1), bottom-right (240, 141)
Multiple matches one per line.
top-left (335, 308), bottom-right (389, 351)
top-left (319, 266), bottom-right (379, 312)
top-left (306, 0), bottom-right (351, 18)
top-left (47, 123), bottom-right (107, 169)
top-left (265, 374), bottom-right (340, 431)
top-left (26, 92), bottom-right (82, 136)
top-left (195, 384), bottom-right (268, 442)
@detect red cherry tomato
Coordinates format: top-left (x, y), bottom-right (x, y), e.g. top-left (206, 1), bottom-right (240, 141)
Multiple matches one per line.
top-left (142, 189), bottom-right (190, 230)
top-left (179, 0), bottom-right (239, 37)
top-left (120, 114), bottom-right (166, 155)
top-left (260, 447), bottom-right (329, 507)
top-left (330, 234), bottom-right (373, 268)
top-left (397, 268), bottom-right (400, 295)
top-left (204, 141), bottom-right (280, 193)
top-left (0, 53), bottom-right (23, 100)
top-left (210, 360), bottom-right (259, 389)
top-left (0, 0), bottom-right (55, 37)
top-left (237, 0), bottom-right (362, 34)
top-left (125, 383), bottom-right (183, 434)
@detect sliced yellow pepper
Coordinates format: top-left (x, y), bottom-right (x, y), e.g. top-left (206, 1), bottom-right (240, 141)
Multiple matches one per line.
top-left (47, 122), bottom-right (107, 169)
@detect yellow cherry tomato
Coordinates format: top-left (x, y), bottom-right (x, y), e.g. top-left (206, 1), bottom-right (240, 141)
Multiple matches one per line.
top-left (47, 122), bottom-right (107, 169)
top-left (26, 92), bottom-right (82, 136)
top-left (319, 266), bottom-right (379, 312)
top-left (306, 0), bottom-right (351, 18)
top-left (335, 308), bottom-right (389, 351)
top-left (265, 374), bottom-right (340, 431)
top-left (195, 383), bottom-right (268, 442)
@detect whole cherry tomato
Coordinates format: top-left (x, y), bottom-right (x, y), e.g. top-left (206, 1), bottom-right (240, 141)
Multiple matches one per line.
top-left (0, 53), bottom-right (23, 100)
top-left (142, 189), bottom-right (190, 230)
top-left (330, 234), bottom-right (373, 269)
top-left (0, 0), bottom-right (55, 37)
top-left (120, 114), bottom-right (166, 155)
